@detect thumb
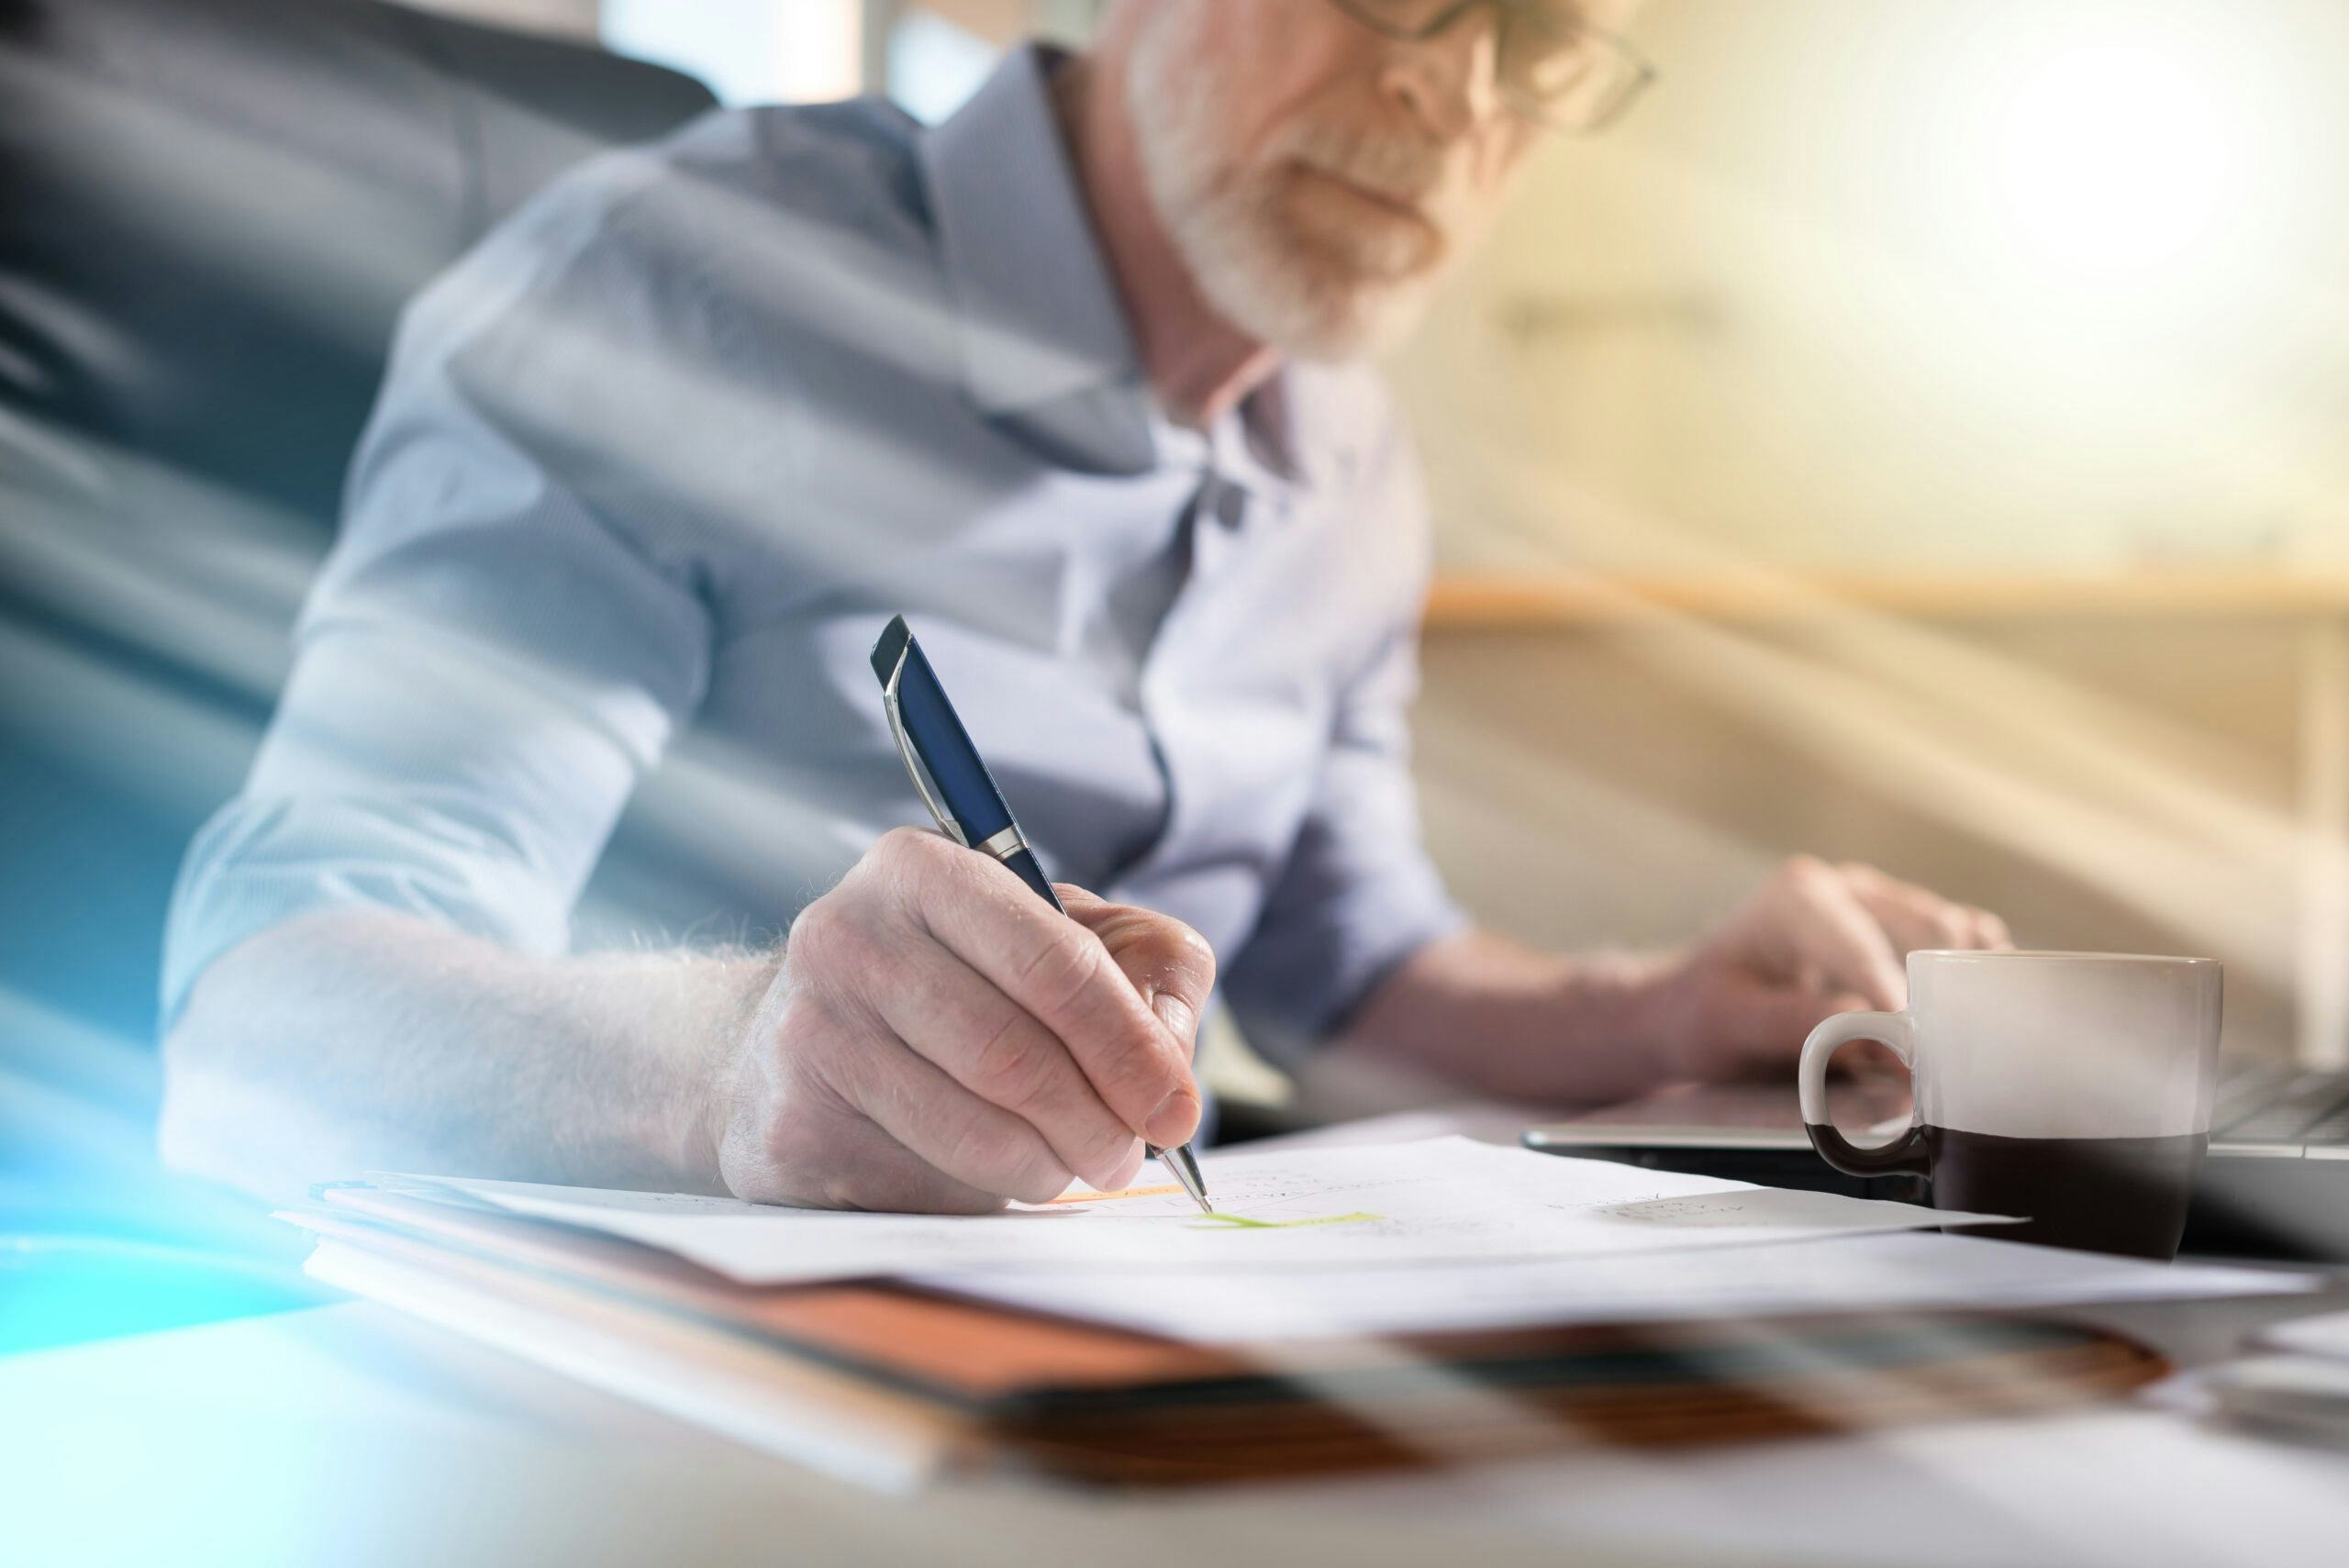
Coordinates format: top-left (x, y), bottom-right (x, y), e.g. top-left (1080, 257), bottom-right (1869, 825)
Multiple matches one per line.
top-left (1054, 885), bottom-right (1214, 1062)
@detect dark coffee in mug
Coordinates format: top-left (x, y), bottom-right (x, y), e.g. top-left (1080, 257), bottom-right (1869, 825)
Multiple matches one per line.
top-left (1801, 952), bottom-right (2222, 1260)
top-left (1920, 1126), bottom-right (2209, 1258)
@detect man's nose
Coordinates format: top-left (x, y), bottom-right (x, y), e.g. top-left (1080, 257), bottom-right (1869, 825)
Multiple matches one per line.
top-left (1375, 3), bottom-right (1506, 140)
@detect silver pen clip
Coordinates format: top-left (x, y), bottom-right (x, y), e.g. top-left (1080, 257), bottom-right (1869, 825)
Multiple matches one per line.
top-left (882, 642), bottom-right (966, 848)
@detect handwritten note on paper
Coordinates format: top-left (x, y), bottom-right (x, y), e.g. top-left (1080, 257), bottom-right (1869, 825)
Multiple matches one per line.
top-left (378, 1139), bottom-right (2012, 1287)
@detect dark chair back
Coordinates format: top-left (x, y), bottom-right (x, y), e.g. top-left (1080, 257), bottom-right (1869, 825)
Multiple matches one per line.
top-left (0, 0), bottom-right (714, 1265)
top-left (0, 0), bottom-right (715, 528)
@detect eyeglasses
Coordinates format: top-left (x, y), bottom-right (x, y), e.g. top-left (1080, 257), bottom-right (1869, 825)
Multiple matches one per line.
top-left (1322, 0), bottom-right (1658, 133)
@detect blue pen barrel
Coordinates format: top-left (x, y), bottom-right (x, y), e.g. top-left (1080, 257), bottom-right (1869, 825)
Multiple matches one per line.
top-left (888, 635), bottom-right (1017, 849)
top-left (1000, 845), bottom-right (1066, 914)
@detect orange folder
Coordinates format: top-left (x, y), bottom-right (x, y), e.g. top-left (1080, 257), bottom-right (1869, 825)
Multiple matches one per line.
top-left (284, 1184), bottom-right (2169, 1488)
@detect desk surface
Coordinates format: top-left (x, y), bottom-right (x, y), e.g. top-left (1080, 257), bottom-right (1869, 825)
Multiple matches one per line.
top-left (6, 1273), bottom-right (2349, 1568)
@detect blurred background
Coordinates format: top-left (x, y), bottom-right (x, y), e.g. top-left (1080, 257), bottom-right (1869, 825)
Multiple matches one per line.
top-left (5, 0), bottom-right (2345, 1345)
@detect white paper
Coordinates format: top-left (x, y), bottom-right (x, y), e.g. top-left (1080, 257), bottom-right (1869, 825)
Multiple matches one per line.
top-left (2255, 1307), bottom-right (2349, 1362)
top-left (377, 1137), bottom-right (2011, 1286)
top-left (920, 1229), bottom-right (2316, 1343)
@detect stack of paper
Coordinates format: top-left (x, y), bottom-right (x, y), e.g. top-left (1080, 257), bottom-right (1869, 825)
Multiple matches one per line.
top-left (373, 1137), bottom-right (2020, 1283)
top-left (282, 1136), bottom-right (2314, 1488)
top-left (2195, 1309), bottom-right (2349, 1445)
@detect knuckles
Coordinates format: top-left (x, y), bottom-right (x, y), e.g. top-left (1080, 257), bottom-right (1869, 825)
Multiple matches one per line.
top-left (1780, 853), bottom-right (1840, 901)
top-left (872, 823), bottom-right (952, 868)
top-left (866, 824), bottom-right (963, 907)
top-left (784, 893), bottom-right (857, 983)
top-left (785, 882), bottom-right (904, 1003)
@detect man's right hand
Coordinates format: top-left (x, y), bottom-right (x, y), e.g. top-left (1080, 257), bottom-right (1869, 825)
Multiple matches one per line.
top-left (711, 828), bottom-right (1215, 1213)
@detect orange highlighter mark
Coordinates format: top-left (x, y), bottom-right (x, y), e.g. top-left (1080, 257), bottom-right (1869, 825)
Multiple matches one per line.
top-left (1042, 1184), bottom-right (1184, 1205)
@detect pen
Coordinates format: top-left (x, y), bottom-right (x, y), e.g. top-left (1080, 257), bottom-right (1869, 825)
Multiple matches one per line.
top-left (867, 614), bottom-right (1213, 1214)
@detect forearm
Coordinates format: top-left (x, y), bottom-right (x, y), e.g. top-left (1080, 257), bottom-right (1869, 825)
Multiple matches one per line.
top-left (1325, 928), bottom-right (1685, 1107)
top-left (160, 907), bottom-right (776, 1203)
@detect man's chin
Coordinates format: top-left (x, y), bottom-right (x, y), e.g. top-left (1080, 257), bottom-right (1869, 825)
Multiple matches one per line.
top-left (1277, 277), bottom-right (1437, 362)
top-left (1180, 214), bottom-right (1441, 362)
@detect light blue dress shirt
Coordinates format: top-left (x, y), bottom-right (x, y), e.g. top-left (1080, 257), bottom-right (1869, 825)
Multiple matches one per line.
top-left (164, 46), bottom-right (1465, 1068)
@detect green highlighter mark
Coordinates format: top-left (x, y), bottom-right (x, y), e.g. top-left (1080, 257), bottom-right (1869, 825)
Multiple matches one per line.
top-left (1189, 1210), bottom-right (1384, 1231)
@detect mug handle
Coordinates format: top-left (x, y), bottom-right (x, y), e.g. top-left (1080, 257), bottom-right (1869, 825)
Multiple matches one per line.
top-left (1798, 1009), bottom-right (1929, 1178)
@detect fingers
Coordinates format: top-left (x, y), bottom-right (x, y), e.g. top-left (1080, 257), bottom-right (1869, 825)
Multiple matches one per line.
top-left (717, 1031), bottom-right (1017, 1214)
top-left (881, 833), bottom-right (1201, 1146)
top-left (1057, 884), bottom-right (1218, 1064)
top-left (860, 927), bottom-right (1143, 1192)
top-left (1742, 857), bottom-right (2015, 1012)
top-left (1763, 858), bottom-right (1907, 1013)
top-left (1836, 862), bottom-right (2009, 954)
top-left (823, 1021), bottom-right (1083, 1206)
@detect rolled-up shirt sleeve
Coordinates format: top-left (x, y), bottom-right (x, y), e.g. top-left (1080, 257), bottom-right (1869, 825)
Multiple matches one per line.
top-left (1218, 397), bottom-right (1468, 1066)
top-left (162, 165), bottom-right (721, 1025)
top-left (1219, 621), bottom-right (1468, 1067)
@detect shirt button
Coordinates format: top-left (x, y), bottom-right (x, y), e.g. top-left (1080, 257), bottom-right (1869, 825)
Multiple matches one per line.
top-left (1207, 477), bottom-right (1247, 529)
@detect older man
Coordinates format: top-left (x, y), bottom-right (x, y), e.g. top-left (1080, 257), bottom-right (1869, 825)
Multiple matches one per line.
top-left (161, 0), bottom-right (2004, 1210)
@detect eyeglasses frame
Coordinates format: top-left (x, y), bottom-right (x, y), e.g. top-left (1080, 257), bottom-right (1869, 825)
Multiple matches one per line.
top-left (1319, 0), bottom-right (1659, 133)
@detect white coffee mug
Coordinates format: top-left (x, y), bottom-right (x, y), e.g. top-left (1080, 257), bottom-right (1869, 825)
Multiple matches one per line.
top-left (1799, 950), bottom-right (2221, 1258)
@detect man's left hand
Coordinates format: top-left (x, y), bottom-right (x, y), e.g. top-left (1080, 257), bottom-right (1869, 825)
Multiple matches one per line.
top-left (1652, 856), bottom-right (2010, 1083)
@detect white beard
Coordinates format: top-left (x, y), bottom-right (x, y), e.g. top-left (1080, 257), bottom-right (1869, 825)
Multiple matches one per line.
top-left (1123, 4), bottom-right (1448, 362)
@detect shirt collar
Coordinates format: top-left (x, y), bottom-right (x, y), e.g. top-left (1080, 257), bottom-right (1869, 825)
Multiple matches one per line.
top-left (919, 44), bottom-right (1305, 489)
top-left (920, 45), bottom-right (1155, 474)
